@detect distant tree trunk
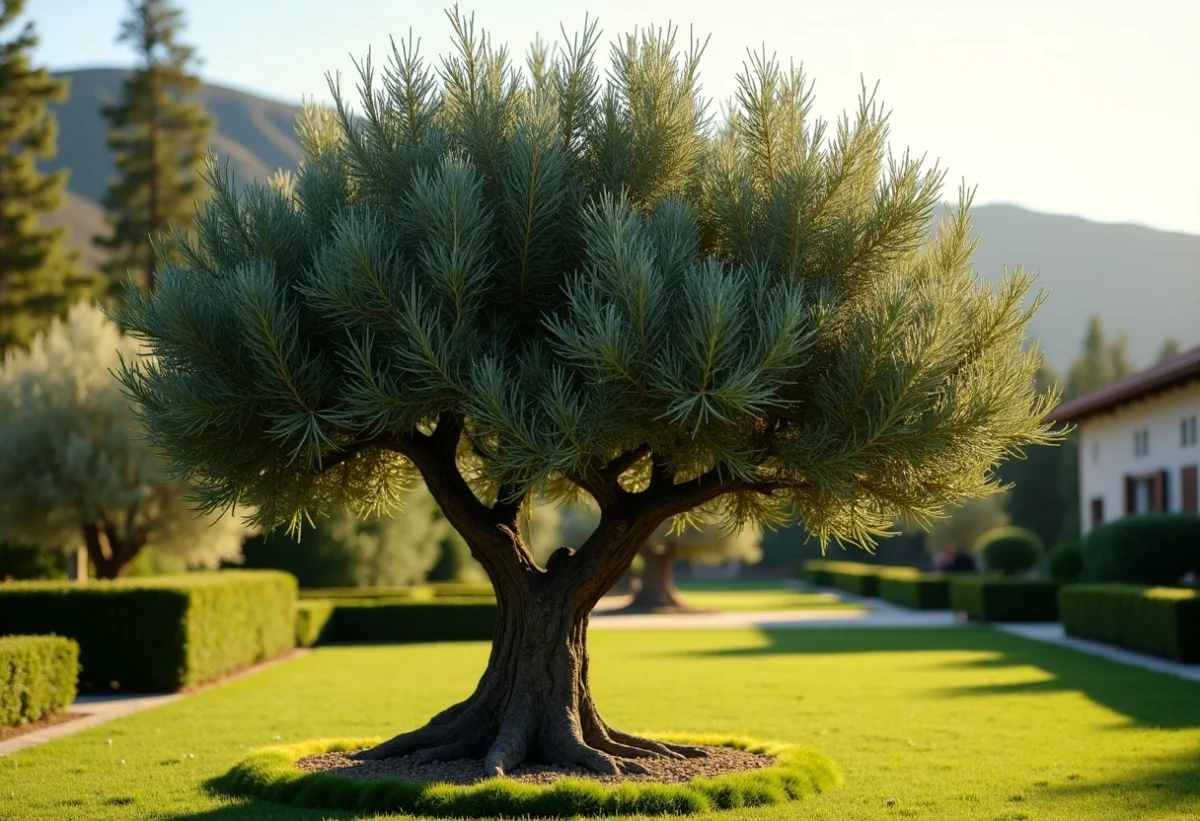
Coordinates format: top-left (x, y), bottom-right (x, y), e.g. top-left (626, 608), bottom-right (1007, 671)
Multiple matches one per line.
top-left (623, 542), bottom-right (694, 612)
top-left (81, 520), bottom-right (146, 580)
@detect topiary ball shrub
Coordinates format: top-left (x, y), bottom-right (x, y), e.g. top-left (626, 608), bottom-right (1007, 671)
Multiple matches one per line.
top-left (1047, 541), bottom-right (1083, 582)
top-left (976, 527), bottom-right (1043, 576)
top-left (1083, 514), bottom-right (1200, 585)
top-left (213, 736), bottom-right (840, 818)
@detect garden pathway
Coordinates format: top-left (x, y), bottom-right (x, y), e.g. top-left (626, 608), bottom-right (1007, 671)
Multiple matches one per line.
top-left (0, 650), bottom-right (309, 758)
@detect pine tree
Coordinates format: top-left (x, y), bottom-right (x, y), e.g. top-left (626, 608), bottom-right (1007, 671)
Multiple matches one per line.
top-left (0, 0), bottom-right (94, 350)
top-left (1065, 315), bottom-right (1137, 399)
top-left (94, 0), bottom-right (211, 293)
top-left (117, 13), bottom-right (1057, 774)
top-left (1156, 336), bottom-right (1183, 363)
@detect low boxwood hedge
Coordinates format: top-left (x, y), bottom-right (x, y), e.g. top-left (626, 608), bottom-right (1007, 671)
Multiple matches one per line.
top-left (0, 635), bottom-right (79, 725)
top-left (297, 599), bottom-right (497, 646)
top-left (1083, 514), bottom-right (1200, 585)
top-left (0, 572), bottom-right (296, 691)
top-left (298, 583), bottom-right (496, 602)
top-left (877, 569), bottom-right (950, 610)
top-left (799, 560), bottom-right (882, 596)
top-left (214, 735), bottom-right (840, 817)
top-left (949, 577), bottom-right (1059, 622)
top-left (1060, 584), bottom-right (1200, 663)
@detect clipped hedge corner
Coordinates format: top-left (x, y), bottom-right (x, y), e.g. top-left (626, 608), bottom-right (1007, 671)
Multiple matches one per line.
top-left (213, 735), bottom-right (840, 817)
top-left (949, 577), bottom-right (1059, 622)
top-left (0, 572), bottom-right (296, 691)
top-left (1060, 584), bottom-right (1200, 663)
top-left (0, 635), bottom-right (80, 726)
top-left (799, 560), bottom-right (880, 596)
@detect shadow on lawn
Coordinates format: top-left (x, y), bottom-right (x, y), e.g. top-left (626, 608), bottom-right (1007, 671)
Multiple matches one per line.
top-left (167, 802), bottom-right (357, 821)
top-left (692, 627), bottom-right (1200, 729)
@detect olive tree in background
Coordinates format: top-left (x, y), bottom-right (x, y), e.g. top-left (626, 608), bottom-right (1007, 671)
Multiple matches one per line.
top-left (0, 303), bottom-right (251, 578)
top-left (116, 12), bottom-right (1057, 774)
top-left (561, 506), bottom-right (761, 611)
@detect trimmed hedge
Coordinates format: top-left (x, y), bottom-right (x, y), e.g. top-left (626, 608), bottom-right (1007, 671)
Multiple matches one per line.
top-left (949, 577), bottom-right (1059, 622)
top-left (1060, 584), bottom-right (1200, 663)
top-left (1083, 514), bottom-right (1200, 585)
top-left (1047, 541), bottom-right (1083, 582)
top-left (799, 560), bottom-right (881, 596)
top-left (0, 635), bottom-right (79, 725)
top-left (215, 735), bottom-right (840, 817)
top-left (298, 583), bottom-right (496, 602)
top-left (977, 526), bottom-right (1043, 575)
top-left (877, 569), bottom-right (950, 610)
top-left (297, 599), bottom-right (497, 646)
top-left (0, 572), bottom-right (296, 691)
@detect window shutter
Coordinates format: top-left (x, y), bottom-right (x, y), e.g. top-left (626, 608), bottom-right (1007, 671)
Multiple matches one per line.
top-left (1183, 465), bottom-right (1198, 513)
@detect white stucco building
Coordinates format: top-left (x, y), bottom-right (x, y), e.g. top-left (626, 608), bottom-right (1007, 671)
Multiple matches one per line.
top-left (1051, 346), bottom-right (1200, 537)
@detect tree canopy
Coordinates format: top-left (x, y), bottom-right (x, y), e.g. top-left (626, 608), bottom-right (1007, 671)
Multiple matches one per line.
top-left (0, 303), bottom-right (251, 578)
top-left (117, 13), bottom-right (1056, 554)
top-left (95, 0), bottom-right (212, 293)
top-left (0, 0), bottom-right (96, 350)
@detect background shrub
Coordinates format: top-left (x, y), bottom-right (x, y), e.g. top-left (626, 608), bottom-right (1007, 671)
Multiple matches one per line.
top-left (1047, 541), bottom-right (1083, 582)
top-left (0, 572), bottom-right (296, 691)
top-left (950, 577), bottom-right (1059, 622)
top-left (0, 635), bottom-right (79, 725)
top-left (976, 527), bottom-right (1044, 575)
top-left (1083, 514), bottom-right (1200, 585)
top-left (877, 569), bottom-right (950, 609)
top-left (299, 599), bottom-right (497, 645)
top-left (1060, 584), bottom-right (1200, 663)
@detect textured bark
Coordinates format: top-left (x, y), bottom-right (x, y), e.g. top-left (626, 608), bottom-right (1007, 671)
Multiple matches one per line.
top-left (357, 545), bottom-right (707, 775)
top-left (356, 423), bottom-right (739, 774)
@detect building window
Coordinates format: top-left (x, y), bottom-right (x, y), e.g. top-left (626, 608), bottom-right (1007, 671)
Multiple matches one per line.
top-left (1090, 497), bottom-right (1104, 527)
top-left (1183, 416), bottom-right (1198, 447)
top-left (1091, 441), bottom-right (1100, 463)
top-left (1182, 465), bottom-right (1198, 513)
top-left (1125, 472), bottom-right (1167, 514)
top-left (1133, 428), bottom-right (1150, 457)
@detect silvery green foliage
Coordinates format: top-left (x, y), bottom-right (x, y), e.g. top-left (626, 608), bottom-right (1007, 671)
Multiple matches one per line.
top-left (306, 487), bottom-right (456, 586)
top-left (117, 12), bottom-right (1056, 548)
top-left (0, 303), bottom-right (250, 565)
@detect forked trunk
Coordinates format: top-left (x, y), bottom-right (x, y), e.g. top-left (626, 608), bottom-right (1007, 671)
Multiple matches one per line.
top-left (624, 544), bottom-right (694, 612)
top-left (357, 550), bottom-right (705, 775)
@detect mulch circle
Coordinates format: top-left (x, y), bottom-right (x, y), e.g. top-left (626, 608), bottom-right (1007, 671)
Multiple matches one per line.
top-left (297, 744), bottom-right (774, 786)
top-left (0, 711), bottom-right (86, 742)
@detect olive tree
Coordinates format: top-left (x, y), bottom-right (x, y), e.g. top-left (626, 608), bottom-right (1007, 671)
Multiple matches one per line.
top-left (116, 13), bottom-right (1056, 774)
top-left (0, 303), bottom-right (251, 578)
top-left (560, 506), bottom-right (761, 611)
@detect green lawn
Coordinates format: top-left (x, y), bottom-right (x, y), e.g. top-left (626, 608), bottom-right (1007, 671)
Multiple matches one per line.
top-left (670, 581), bottom-right (864, 612)
top-left (2, 628), bottom-right (1198, 820)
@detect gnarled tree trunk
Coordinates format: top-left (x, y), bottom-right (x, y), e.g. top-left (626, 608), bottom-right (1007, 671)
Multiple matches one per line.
top-left (358, 545), bottom-right (706, 775)
top-left (354, 418), bottom-right (735, 775)
top-left (81, 520), bottom-right (146, 580)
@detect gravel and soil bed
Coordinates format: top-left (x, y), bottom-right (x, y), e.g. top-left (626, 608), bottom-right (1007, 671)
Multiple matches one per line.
top-left (296, 744), bottom-right (774, 785)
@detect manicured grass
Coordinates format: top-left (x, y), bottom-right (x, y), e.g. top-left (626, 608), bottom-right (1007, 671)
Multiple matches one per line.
top-left (672, 581), bottom-right (864, 612)
top-left (2, 628), bottom-right (1198, 820)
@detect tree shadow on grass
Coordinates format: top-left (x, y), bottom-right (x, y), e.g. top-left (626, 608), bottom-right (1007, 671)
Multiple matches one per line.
top-left (690, 627), bottom-right (1200, 729)
top-left (166, 803), bottom-right (358, 821)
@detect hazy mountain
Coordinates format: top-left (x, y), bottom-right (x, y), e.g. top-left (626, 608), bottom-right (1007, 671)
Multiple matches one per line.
top-left (44, 68), bottom-right (1198, 372)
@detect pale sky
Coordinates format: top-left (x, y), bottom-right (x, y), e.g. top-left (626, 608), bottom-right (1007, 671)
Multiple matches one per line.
top-left (22, 0), bottom-right (1200, 236)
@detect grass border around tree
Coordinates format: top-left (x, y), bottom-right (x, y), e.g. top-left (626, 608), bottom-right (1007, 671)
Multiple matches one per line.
top-left (212, 734), bottom-right (840, 817)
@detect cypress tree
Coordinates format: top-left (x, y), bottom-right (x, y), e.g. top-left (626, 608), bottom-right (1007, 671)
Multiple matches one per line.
top-left (118, 14), bottom-right (1058, 773)
top-left (0, 0), bottom-right (93, 350)
top-left (94, 0), bottom-right (212, 293)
